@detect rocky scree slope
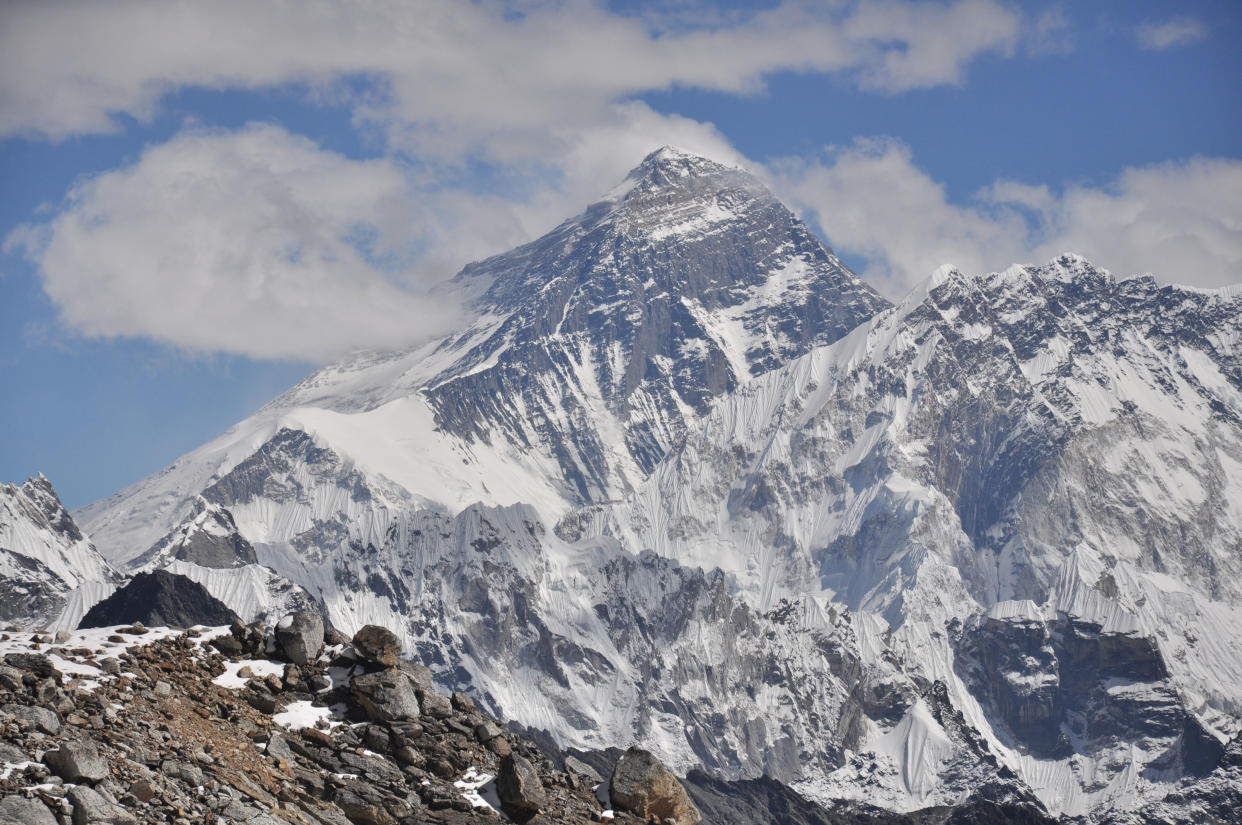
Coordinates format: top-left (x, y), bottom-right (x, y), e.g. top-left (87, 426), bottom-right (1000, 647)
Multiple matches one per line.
top-left (0, 616), bottom-right (709, 824)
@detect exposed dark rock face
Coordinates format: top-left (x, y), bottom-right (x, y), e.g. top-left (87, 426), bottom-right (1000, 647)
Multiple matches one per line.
top-left (132, 497), bottom-right (258, 569)
top-left (957, 610), bottom-right (1222, 773)
top-left (78, 570), bottom-right (238, 629)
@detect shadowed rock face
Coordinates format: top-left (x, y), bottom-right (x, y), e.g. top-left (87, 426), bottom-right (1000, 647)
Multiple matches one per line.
top-left (133, 498), bottom-right (258, 570)
top-left (957, 610), bottom-right (1222, 773)
top-left (79, 570), bottom-right (238, 629)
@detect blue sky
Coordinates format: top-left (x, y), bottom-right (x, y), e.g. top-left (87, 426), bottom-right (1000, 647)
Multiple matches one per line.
top-left (2, 0), bottom-right (1240, 509)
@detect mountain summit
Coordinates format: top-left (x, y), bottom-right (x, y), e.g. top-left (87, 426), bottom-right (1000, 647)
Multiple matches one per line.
top-left (79, 148), bottom-right (887, 562)
top-left (42, 148), bottom-right (1242, 823)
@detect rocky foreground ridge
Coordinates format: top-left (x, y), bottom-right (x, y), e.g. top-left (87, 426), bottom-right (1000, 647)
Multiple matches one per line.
top-left (0, 614), bottom-right (708, 825)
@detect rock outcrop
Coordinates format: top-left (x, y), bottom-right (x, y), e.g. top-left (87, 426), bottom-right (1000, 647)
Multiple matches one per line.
top-left (78, 570), bottom-right (237, 629)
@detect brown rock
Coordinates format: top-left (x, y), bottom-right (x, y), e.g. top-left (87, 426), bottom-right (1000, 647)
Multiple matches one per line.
top-left (497, 753), bottom-right (548, 818)
top-left (609, 746), bottom-right (702, 825)
top-left (351, 625), bottom-right (403, 667)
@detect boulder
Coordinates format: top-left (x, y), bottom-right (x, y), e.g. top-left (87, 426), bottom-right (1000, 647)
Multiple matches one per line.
top-left (474, 720), bottom-right (503, 743)
top-left (419, 690), bottom-right (453, 719)
top-left (496, 753), bottom-right (547, 818)
top-left (275, 611), bottom-right (324, 665)
top-left (351, 669), bottom-right (420, 722)
top-left (610, 746), bottom-right (702, 825)
top-left (0, 797), bottom-right (58, 825)
top-left (351, 625), bottom-right (402, 667)
top-left (1, 703), bottom-right (61, 734)
top-left (46, 740), bottom-right (109, 783)
top-left (266, 732), bottom-right (294, 763)
top-left (68, 785), bottom-right (136, 825)
top-left (397, 660), bottom-right (433, 693)
top-left (564, 754), bottom-right (602, 784)
top-left (3, 652), bottom-right (59, 679)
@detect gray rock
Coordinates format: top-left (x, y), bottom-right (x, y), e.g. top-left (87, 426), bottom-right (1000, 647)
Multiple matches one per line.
top-left (351, 625), bottom-right (402, 667)
top-left (0, 741), bottom-right (26, 763)
top-left (266, 732), bottom-right (293, 763)
top-left (275, 611), bottom-right (323, 665)
top-left (610, 746), bottom-right (702, 825)
top-left (564, 755), bottom-right (602, 783)
top-left (474, 720), bottom-right (503, 743)
top-left (2, 703), bottom-right (61, 734)
top-left (350, 669), bottom-right (420, 722)
top-left (397, 660), bottom-right (432, 693)
top-left (153, 679), bottom-right (171, 698)
top-left (0, 664), bottom-right (22, 691)
top-left (3, 652), bottom-right (58, 679)
top-left (0, 796), bottom-right (58, 825)
top-left (419, 690), bottom-right (453, 719)
top-left (68, 785), bottom-right (136, 824)
top-left (496, 753), bottom-right (547, 817)
top-left (324, 627), bottom-right (351, 647)
top-left (46, 740), bottom-right (109, 784)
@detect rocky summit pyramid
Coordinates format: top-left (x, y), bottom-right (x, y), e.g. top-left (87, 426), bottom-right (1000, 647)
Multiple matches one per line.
top-left (76, 146), bottom-right (889, 565)
top-left (6, 148), bottom-right (1239, 823)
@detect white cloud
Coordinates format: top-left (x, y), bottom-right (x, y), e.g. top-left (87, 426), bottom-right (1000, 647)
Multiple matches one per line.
top-left (4, 124), bottom-right (464, 361)
top-left (0, 0), bottom-right (1022, 143)
top-left (772, 138), bottom-right (1242, 297)
top-left (5, 108), bottom-right (744, 361)
top-left (1136, 17), bottom-right (1209, 51)
top-left (1, 1), bottom-right (1030, 361)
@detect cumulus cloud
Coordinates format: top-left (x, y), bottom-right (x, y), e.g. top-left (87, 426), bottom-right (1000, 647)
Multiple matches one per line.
top-left (772, 139), bottom-right (1242, 297)
top-left (1136, 17), bottom-right (1209, 51)
top-left (0, 0), bottom-right (1022, 143)
top-left (4, 124), bottom-right (465, 361)
top-left (2, 0), bottom-right (1032, 361)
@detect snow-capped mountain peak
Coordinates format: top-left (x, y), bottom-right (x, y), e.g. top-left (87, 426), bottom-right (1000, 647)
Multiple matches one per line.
top-left (43, 146), bottom-right (1242, 824)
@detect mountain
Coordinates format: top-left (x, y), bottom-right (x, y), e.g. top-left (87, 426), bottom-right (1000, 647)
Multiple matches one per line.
top-left (77, 146), bottom-right (888, 568)
top-left (0, 475), bottom-right (117, 628)
top-left (56, 149), bottom-right (1242, 821)
top-left (78, 569), bottom-right (239, 628)
top-left (604, 256), bottom-right (1242, 815)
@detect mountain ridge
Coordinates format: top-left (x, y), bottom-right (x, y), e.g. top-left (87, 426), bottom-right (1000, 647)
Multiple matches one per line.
top-left (6, 148), bottom-right (1237, 822)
